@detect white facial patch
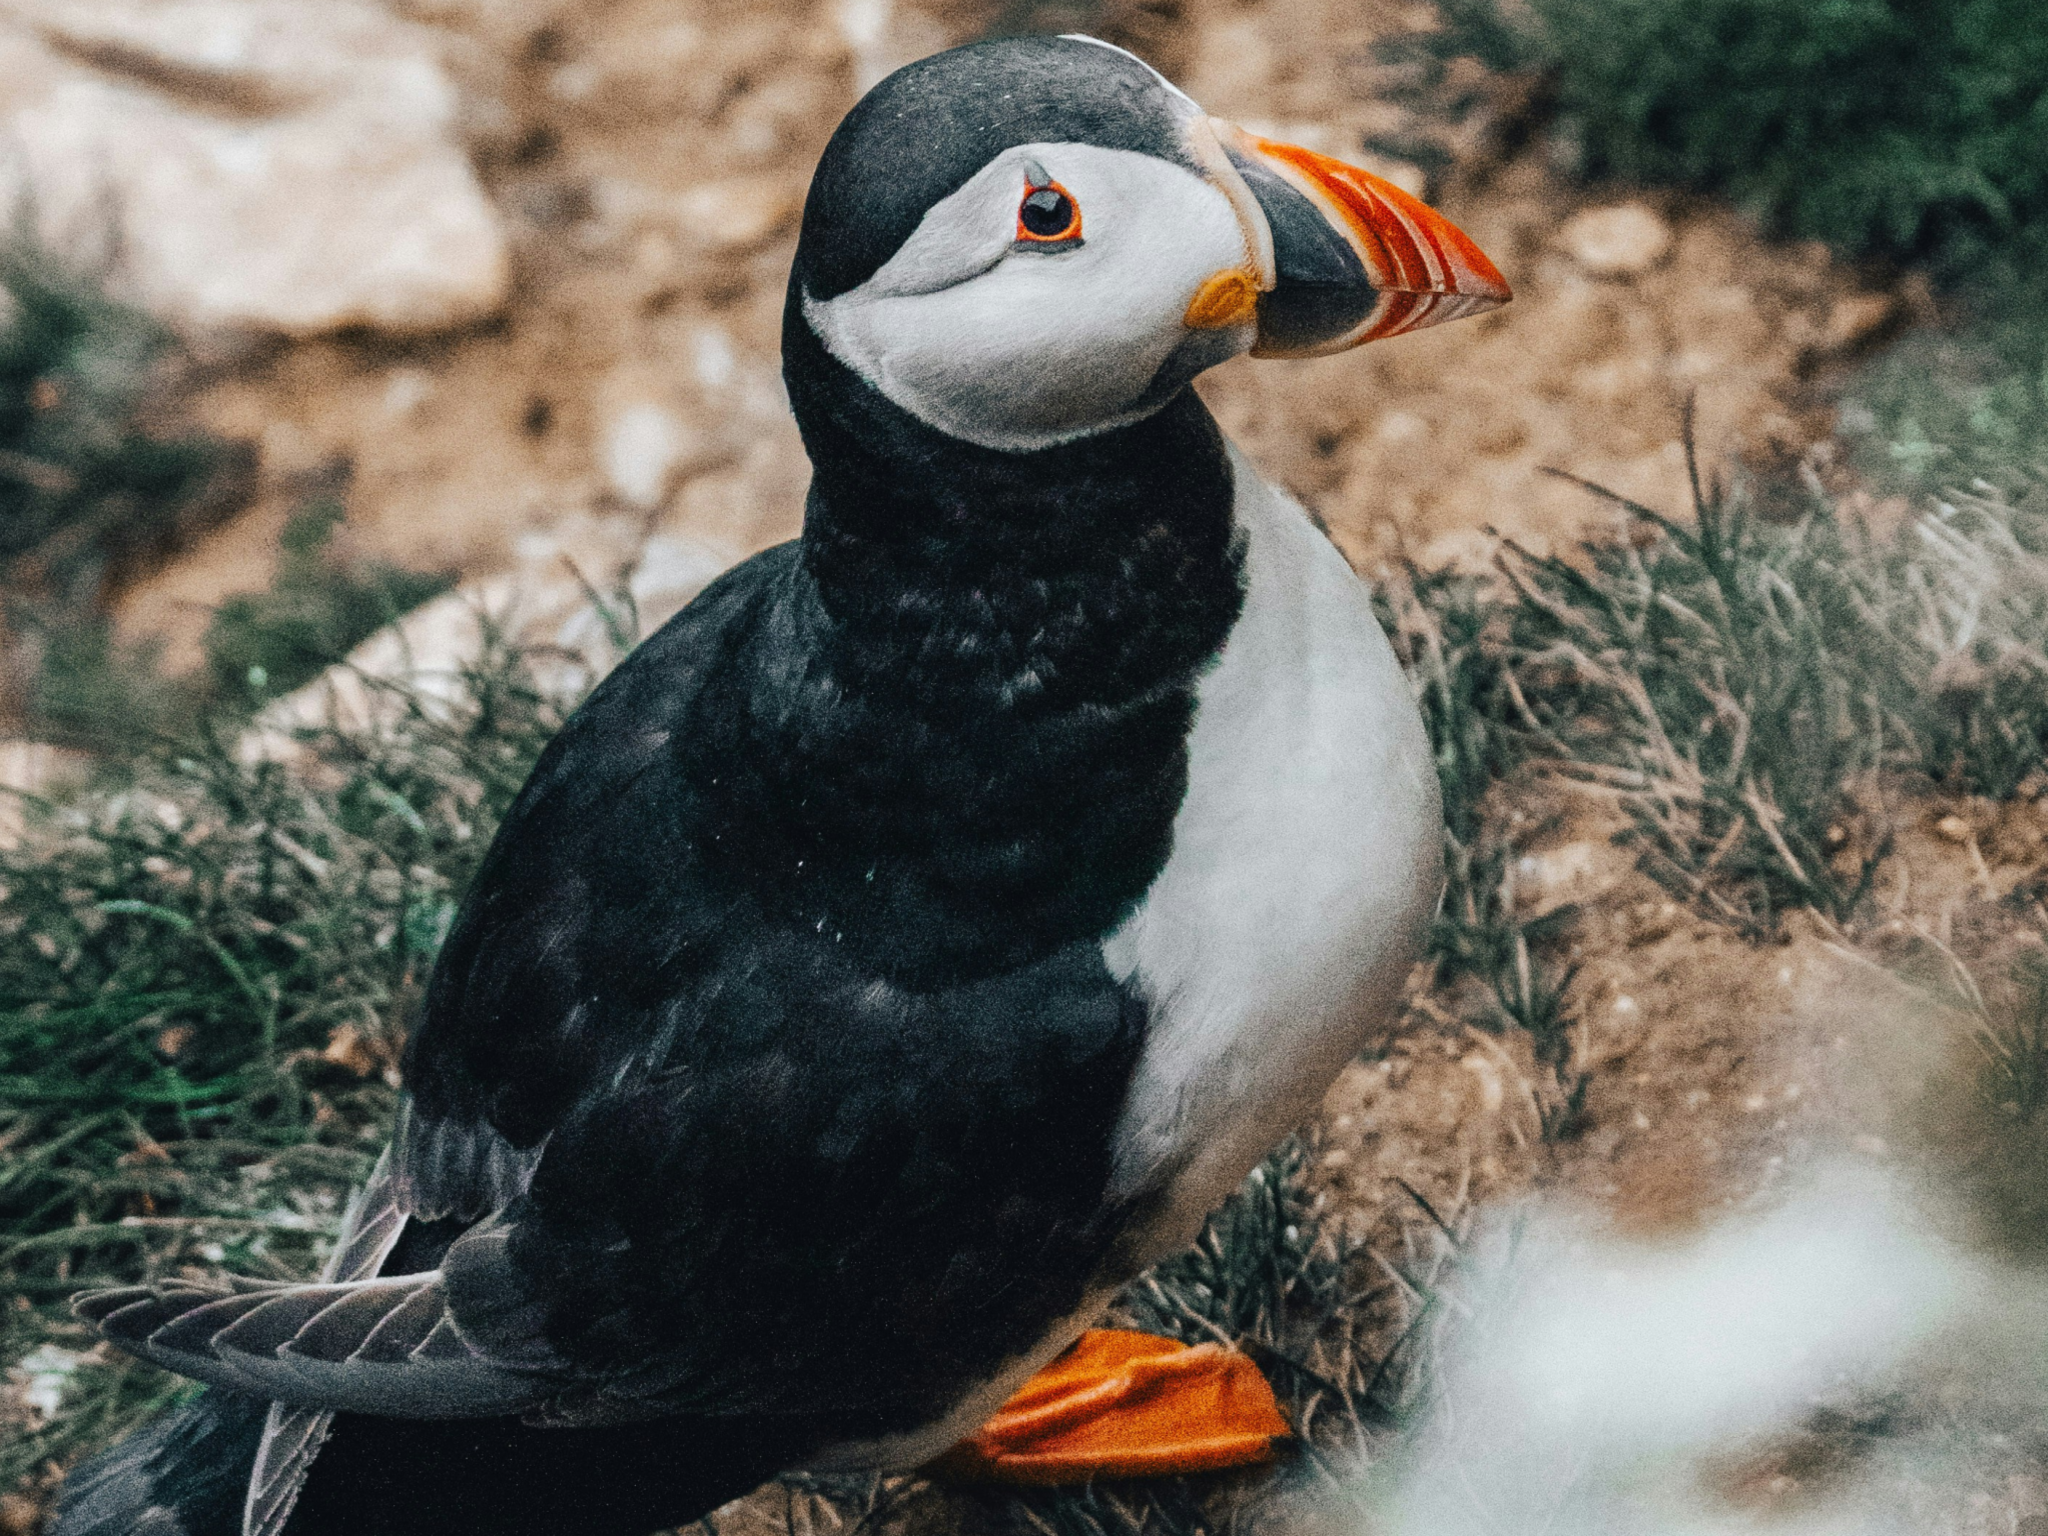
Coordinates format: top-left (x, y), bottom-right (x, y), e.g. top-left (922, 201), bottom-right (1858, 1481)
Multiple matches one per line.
top-left (804, 142), bottom-right (1259, 452)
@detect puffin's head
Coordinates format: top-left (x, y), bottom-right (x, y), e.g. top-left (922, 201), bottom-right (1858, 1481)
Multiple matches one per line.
top-left (790, 34), bottom-right (1510, 454)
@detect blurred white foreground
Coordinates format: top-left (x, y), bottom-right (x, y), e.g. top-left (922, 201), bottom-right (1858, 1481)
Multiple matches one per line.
top-left (1365, 1164), bottom-right (2048, 1535)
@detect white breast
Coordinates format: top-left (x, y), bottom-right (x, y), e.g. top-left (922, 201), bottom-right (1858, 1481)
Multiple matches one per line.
top-left (1103, 441), bottom-right (1442, 1253)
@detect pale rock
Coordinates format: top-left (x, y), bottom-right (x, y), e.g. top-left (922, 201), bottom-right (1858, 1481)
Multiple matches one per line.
top-left (1557, 203), bottom-right (1673, 279)
top-left (602, 401), bottom-right (693, 509)
top-left (382, 369), bottom-right (433, 419)
top-left (835, 0), bottom-right (893, 94)
top-left (0, 740), bottom-right (92, 849)
top-left (691, 327), bottom-right (737, 390)
top-left (1512, 840), bottom-right (1605, 917)
top-left (0, 0), bottom-right (508, 337)
top-left (238, 527), bottom-right (740, 766)
top-left (17, 1344), bottom-right (85, 1420)
top-left (1375, 409), bottom-right (1430, 446)
top-left (628, 535), bottom-right (734, 626)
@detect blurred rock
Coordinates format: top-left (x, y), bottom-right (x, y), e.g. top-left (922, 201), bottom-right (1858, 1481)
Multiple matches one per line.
top-left (1557, 203), bottom-right (1674, 278)
top-left (0, 740), bottom-right (92, 849)
top-left (543, 1), bottom-right (707, 123)
top-left (602, 401), bottom-right (693, 509)
top-left (1822, 291), bottom-right (1900, 353)
top-left (391, 0), bottom-right (572, 52)
top-left (0, 0), bottom-right (508, 337)
top-left (237, 523), bottom-right (737, 765)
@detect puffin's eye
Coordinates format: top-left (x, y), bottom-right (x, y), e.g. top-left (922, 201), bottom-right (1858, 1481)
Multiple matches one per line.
top-left (1016, 183), bottom-right (1082, 246)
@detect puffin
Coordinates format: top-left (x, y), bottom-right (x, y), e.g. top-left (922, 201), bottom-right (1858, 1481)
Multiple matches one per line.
top-left (58, 32), bottom-right (1506, 1536)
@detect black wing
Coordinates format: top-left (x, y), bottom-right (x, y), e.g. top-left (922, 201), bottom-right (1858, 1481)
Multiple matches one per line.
top-left (398, 542), bottom-right (1149, 1434)
top-left (82, 543), bottom-right (1154, 1443)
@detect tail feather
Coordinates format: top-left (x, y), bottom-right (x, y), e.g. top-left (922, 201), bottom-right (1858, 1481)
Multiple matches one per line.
top-left (52, 1390), bottom-right (268, 1536)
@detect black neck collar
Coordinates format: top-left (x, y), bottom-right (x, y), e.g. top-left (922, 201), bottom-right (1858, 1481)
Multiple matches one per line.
top-left (782, 291), bottom-right (1245, 717)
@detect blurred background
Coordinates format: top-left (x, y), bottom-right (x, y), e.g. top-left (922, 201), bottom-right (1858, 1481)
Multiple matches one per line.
top-left (3, 0), bottom-right (2048, 1532)
top-left (7, 0), bottom-right (2011, 750)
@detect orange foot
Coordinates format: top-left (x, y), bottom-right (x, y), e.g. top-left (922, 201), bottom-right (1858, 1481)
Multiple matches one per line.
top-left (927, 1329), bottom-right (1290, 1486)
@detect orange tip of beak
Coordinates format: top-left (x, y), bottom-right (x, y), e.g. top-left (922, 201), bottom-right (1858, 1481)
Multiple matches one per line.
top-left (926, 1329), bottom-right (1290, 1486)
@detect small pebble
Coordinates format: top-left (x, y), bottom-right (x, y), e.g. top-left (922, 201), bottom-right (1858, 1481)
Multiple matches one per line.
top-left (1557, 202), bottom-right (1673, 277)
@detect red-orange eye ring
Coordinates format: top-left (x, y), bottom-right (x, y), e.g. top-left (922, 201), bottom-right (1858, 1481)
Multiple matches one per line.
top-left (1016, 181), bottom-right (1082, 245)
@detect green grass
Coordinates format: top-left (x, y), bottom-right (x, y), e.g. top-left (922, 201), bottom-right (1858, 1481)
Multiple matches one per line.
top-left (1372, 429), bottom-right (2046, 1140)
top-left (0, 249), bottom-right (230, 603)
top-left (1840, 282), bottom-right (2048, 499)
top-left (202, 500), bottom-right (455, 712)
top-left (0, 627), bottom-right (571, 1490)
top-left (20, 497), bottom-right (456, 753)
top-left (1433, 441), bottom-right (2042, 917)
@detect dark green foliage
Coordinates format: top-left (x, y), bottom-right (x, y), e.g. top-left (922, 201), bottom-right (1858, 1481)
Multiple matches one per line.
top-left (0, 247), bottom-right (449, 751)
top-left (0, 632), bottom-right (572, 1489)
top-left (1896, 489), bottom-right (2048, 801)
top-left (1841, 281), bottom-right (2048, 498)
top-left (202, 500), bottom-right (454, 709)
top-left (0, 248), bottom-right (234, 605)
top-left (1975, 946), bottom-right (2048, 1125)
top-left (18, 500), bottom-right (454, 752)
top-left (1383, 0), bottom-right (2048, 567)
top-left (14, 615), bottom-right (203, 752)
top-left (1393, 0), bottom-right (2048, 276)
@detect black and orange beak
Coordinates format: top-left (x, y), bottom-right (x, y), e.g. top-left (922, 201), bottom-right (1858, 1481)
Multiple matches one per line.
top-left (1209, 123), bottom-right (1511, 357)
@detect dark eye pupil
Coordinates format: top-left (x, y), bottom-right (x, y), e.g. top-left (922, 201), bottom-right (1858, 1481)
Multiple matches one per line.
top-left (1020, 189), bottom-right (1073, 238)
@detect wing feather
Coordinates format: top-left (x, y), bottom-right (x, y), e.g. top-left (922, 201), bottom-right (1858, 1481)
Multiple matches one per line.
top-left (84, 1271), bottom-right (552, 1417)
top-left (245, 1144), bottom-right (412, 1536)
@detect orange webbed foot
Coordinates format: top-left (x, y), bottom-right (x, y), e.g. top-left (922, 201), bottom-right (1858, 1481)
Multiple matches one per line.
top-left (928, 1329), bottom-right (1290, 1486)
